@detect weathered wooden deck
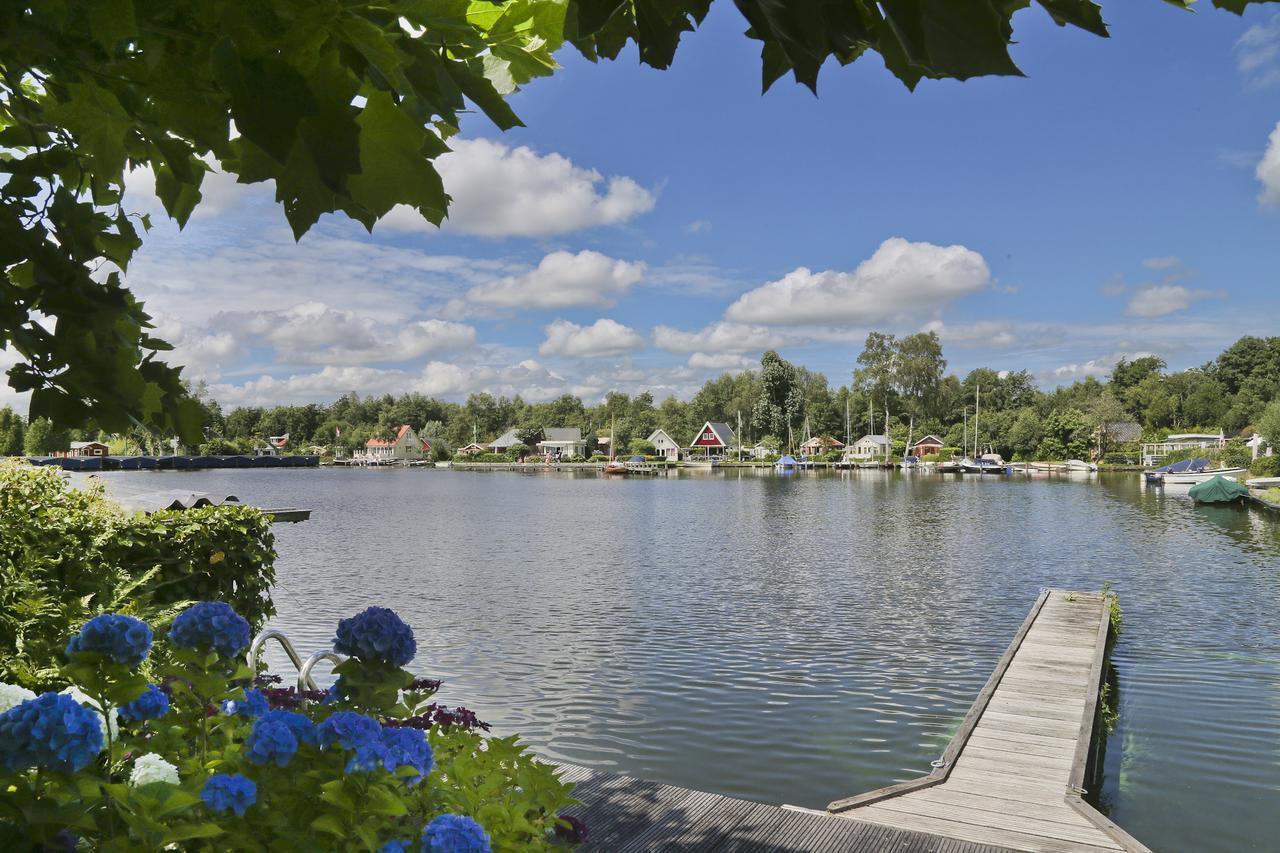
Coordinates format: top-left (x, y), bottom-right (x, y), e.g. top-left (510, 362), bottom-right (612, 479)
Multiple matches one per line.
top-left (562, 590), bottom-right (1147, 852)
top-left (828, 590), bottom-right (1147, 853)
top-left (557, 764), bottom-right (1016, 851)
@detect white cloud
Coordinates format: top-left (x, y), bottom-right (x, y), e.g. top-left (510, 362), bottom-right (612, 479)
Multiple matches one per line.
top-left (1142, 256), bottom-right (1181, 270)
top-left (685, 220), bottom-right (711, 234)
top-left (653, 321), bottom-right (783, 354)
top-left (1125, 285), bottom-right (1219, 318)
top-left (214, 359), bottom-right (572, 407)
top-left (467, 250), bottom-right (645, 308)
top-left (539, 319), bottom-right (646, 358)
top-left (380, 139), bottom-right (655, 237)
top-left (1258, 120), bottom-right (1280, 206)
top-left (921, 320), bottom-right (1017, 349)
top-left (1236, 15), bottom-right (1280, 89)
top-left (124, 164), bottom-right (263, 222)
top-left (725, 237), bottom-right (991, 326)
top-left (687, 352), bottom-right (755, 371)
top-left (212, 302), bottom-right (475, 365)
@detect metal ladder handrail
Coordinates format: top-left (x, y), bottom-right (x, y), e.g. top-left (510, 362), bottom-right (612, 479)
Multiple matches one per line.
top-left (248, 629), bottom-right (347, 693)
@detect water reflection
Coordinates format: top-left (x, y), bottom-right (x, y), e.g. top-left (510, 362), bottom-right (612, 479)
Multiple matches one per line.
top-left (91, 468), bottom-right (1280, 852)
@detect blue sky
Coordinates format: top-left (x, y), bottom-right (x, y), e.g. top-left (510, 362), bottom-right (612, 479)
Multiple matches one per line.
top-left (24, 2), bottom-right (1277, 412)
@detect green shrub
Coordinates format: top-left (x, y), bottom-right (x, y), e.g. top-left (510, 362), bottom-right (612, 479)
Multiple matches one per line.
top-left (1221, 444), bottom-right (1252, 468)
top-left (1103, 451), bottom-right (1136, 465)
top-left (0, 464), bottom-right (275, 691)
top-left (1250, 455), bottom-right (1280, 477)
top-left (0, 603), bottom-right (576, 850)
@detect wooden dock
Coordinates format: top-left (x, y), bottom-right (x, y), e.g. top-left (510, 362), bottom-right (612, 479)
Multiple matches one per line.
top-left (562, 590), bottom-right (1146, 852)
top-left (557, 764), bottom-right (1015, 852)
top-left (828, 590), bottom-right (1146, 853)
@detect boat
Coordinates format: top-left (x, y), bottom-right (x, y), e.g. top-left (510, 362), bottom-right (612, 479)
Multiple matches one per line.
top-left (1188, 475), bottom-right (1251, 504)
top-left (936, 458), bottom-right (964, 474)
top-left (962, 454), bottom-right (1012, 475)
top-left (775, 454), bottom-right (798, 470)
top-left (434, 461), bottom-right (452, 469)
top-left (1144, 457), bottom-right (1209, 484)
top-left (603, 461), bottom-right (628, 475)
top-left (1063, 459), bottom-right (1098, 473)
top-left (1246, 476), bottom-right (1280, 488)
top-left (1163, 466), bottom-right (1247, 485)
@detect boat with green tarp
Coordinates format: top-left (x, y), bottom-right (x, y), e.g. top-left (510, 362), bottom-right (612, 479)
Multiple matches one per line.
top-left (1188, 475), bottom-right (1251, 504)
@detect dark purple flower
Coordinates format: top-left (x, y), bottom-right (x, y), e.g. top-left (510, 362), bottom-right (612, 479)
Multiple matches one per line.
top-left (555, 815), bottom-right (590, 844)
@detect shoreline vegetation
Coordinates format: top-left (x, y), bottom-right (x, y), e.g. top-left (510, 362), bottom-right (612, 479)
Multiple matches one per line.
top-left (3, 333), bottom-right (1278, 478)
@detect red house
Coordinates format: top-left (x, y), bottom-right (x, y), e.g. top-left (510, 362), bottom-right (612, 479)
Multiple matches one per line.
top-left (910, 435), bottom-right (945, 457)
top-left (689, 421), bottom-right (736, 458)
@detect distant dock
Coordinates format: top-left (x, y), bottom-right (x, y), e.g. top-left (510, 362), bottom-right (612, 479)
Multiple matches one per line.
top-left (562, 590), bottom-right (1146, 852)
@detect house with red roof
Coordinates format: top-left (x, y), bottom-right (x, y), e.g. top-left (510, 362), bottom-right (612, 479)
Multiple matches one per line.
top-left (688, 421), bottom-right (736, 459)
top-left (357, 425), bottom-right (430, 464)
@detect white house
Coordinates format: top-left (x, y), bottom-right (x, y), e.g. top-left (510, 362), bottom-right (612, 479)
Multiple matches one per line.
top-left (537, 428), bottom-right (587, 459)
top-left (358, 424), bottom-right (429, 463)
top-left (846, 434), bottom-right (890, 460)
top-left (750, 441), bottom-right (779, 460)
top-left (647, 429), bottom-right (681, 461)
top-left (689, 421), bottom-right (736, 458)
top-left (1140, 430), bottom-right (1225, 466)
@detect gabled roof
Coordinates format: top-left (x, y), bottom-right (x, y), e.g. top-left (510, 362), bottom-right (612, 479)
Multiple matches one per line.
top-left (70, 440), bottom-right (108, 449)
top-left (800, 435), bottom-right (845, 448)
top-left (367, 424), bottom-right (428, 449)
top-left (489, 428), bottom-right (520, 448)
top-left (647, 428), bottom-right (678, 446)
top-left (911, 434), bottom-right (945, 447)
top-left (541, 427), bottom-right (582, 443)
top-left (1103, 421), bottom-right (1142, 443)
top-left (855, 434), bottom-right (889, 446)
top-left (691, 421), bottom-right (735, 447)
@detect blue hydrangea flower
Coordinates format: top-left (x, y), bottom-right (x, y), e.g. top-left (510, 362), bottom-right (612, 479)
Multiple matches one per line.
top-left (421, 814), bottom-right (491, 853)
top-left (333, 607), bottom-right (416, 667)
top-left (169, 602), bottom-right (251, 658)
top-left (0, 692), bottom-right (103, 773)
top-left (118, 684), bottom-right (170, 722)
top-left (379, 841), bottom-right (411, 853)
top-left (257, 709), bottom-right (317, 746)
top-left (244, 717), bottom-right (299, 767)
top-left (320, 679), bottom-right (344, 705)
top-left (201, 773), bottom-right (257, 817)
top-left (378, 726), bottom-right (434, 784)
top-left (222, 687), bottom-right (269, 718)
top-left (317, 711), bottom-right (381, 750)
top-left (65, 614), bottom-right (153, 668)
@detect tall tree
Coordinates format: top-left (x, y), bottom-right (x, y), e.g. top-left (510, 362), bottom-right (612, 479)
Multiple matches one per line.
top-left (752, 351), bottom-right (803, 446)
top-left (0, 407), bottom-right (24, 456)
top-left (895, 332), bottom-right (946, 421)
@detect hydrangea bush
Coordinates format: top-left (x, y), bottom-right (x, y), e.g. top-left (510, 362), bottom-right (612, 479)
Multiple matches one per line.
top-left (0, 603), bottom-right (580, 850)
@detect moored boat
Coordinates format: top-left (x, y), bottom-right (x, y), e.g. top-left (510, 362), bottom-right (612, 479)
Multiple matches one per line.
top-left (1063, 459), bottom-right (1098, 472)
top-left (1162, 466), bottom-right (1247, 485)
top-left (603, 460), bottom-right (628, 475)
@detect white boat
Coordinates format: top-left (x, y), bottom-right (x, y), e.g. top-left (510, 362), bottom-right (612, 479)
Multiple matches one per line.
top-left (1246, 476), bottom-right (1280, 488)
top-left (1162, 467), bottom-right (1247, 485)
top-left (433, 461), bottom-right (452, 469)
top-left (1063, 459), bottom-right (1098, 473)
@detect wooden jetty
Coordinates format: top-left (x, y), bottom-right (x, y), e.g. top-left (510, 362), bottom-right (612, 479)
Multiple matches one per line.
top-left (563, 589), bottom-right (1147, 852)
top-left (828, 589), bottom-right (1144, 852)
top-left (558, 764), bottom-right (1013, 852)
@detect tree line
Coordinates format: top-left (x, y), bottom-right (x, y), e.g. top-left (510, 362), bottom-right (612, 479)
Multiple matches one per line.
top-left (6, 333), bottom-right (1280, 463)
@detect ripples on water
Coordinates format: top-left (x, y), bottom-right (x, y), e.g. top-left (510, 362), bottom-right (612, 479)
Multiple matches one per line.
top-left (102, 468), bottom-right (1280, 851)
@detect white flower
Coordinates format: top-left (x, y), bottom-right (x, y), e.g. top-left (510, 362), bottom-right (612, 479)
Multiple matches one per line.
top-left (0, 682), bottom-right (37, 714)
top-left (129, 753), bottom-right (180, 787)
top-left (61, 685), bottom-right (119, 741)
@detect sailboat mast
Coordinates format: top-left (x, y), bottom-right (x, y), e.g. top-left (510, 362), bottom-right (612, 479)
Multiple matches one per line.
top-left (975, 384), bottom-right (981, 457)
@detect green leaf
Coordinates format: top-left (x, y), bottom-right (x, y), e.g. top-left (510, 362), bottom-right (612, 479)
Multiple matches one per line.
top-left (311, 813), bottom-right (347, 837)
top-left (365, 785), bottom-right (408, 816)
top-left (348, 90), bottom-right (448, 226)
top-left (1037, 0), bottom-right (1109, 35)
top-left (210, 40), bottom-right (317, 165)
top-left (88, 0), bottom-right (137, 51)
top-left (160, 822), bottom-right (225, 843)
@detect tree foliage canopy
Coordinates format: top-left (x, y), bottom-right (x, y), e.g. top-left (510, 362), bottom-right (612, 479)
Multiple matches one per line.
top-left (2, 0), bottom-right (1273, 439)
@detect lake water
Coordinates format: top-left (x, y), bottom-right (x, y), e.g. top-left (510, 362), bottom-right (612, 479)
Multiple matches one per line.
top-left (97, 468), bottom-right (1280, 851)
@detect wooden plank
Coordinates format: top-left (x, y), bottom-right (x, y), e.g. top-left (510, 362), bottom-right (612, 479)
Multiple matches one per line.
top-left (850, 804), bottom-right (1122, 853)
top-left (860, 794), bottom-right (1123, 847)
